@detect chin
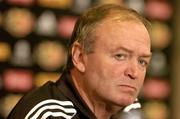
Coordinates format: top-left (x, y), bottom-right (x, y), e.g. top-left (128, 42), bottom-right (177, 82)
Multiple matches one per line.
top-left (116, 96), bottom-right (135, 107)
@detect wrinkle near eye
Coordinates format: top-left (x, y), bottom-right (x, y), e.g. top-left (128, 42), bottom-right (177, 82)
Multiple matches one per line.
top-left (138, 58), bottom-right (149, 68)
top-left (115, 54), bottom-right (127, 61)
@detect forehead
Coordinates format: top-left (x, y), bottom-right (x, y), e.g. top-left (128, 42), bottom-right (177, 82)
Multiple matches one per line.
top-left (94, 19), bottom-right (151, 53)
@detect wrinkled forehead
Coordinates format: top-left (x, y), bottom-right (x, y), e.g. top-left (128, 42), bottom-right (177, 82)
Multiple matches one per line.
top-left (94, 19), bottom-right (151, 49)
top-left (96, 17), bottom-right (150, 37)
top-left (101, 12), bottom-right (150, 33)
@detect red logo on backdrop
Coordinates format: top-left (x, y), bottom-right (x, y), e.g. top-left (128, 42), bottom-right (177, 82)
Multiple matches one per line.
top-left (143, 78), bottom-right (170, 100)
top-left (3, 69), bottom-right (33, 93)
top-left (57, 16), bottom-right (78, 39)
top-left (7, 0), bottom-right (34, 6)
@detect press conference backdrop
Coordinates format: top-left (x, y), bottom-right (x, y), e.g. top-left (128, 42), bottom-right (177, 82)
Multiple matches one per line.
top-left (0, 0), bottom-right (176, 119)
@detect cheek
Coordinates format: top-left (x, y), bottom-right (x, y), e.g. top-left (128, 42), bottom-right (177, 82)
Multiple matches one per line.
top-left (109, 64), bottom-right (126, 78)
top-left (136, 76), bottom-right (146, 93)
top-left (139, 71), bottom-right (146, 83)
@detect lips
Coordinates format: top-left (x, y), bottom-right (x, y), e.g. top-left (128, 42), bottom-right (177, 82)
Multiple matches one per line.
top-left (119, 84), bottom-right (137, 92)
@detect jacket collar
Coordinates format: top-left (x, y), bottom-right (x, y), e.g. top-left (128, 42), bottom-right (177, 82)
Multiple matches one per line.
top-left (56, 70), bottom-right (97, 119)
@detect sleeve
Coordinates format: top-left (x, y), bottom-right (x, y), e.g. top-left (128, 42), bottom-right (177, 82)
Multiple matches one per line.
top-left (7, 85), bottom-right (49, 119)
top-left (7, 82), bottom-right (79, 119)
top-left (7, 97), bottom-right (78, 119)
top-left (7, 102), bottom-right (28, 119)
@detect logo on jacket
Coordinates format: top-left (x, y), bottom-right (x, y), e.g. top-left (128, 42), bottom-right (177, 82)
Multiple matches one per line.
top-left (25, 99), bottom-right (77, 119)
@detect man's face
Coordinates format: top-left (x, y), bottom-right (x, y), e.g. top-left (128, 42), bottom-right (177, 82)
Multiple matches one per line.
top-left (83, 20), bottom-right (151, 107)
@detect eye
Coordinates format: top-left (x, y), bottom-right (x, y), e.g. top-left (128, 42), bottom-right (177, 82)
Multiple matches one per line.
top-left (138, 59), bottom-right (148, 67)
top-left (115, 54), bottom-right (127, 60)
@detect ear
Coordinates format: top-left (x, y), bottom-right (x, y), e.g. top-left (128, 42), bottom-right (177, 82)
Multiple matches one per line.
top-left (71, 42), bottom-right (86, 72)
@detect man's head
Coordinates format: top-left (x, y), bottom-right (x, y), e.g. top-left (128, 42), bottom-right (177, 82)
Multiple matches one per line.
top-left (68, 4), bottom-right (151, 111)
top-left (66, 4), bottom-right (151, 70)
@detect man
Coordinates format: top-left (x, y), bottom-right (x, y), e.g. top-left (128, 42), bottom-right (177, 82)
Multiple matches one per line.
top-left (7, 4), bottom-right (151, 119)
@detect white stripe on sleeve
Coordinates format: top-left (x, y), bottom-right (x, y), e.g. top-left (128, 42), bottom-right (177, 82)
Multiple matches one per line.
top-left (41, 111), bottom-right (75, 119)
top-left (30, 105), bottom-right (77, 119)
top-left (25, 99), bottom-right (76, 119)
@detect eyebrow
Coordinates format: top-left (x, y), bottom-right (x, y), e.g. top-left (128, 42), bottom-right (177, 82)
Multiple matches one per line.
top-left (140, 54), bottom-right (152, 58)
top-left (116, 46), bottom-right (152, 58)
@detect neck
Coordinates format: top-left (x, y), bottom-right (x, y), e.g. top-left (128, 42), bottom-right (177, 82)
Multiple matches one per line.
top-left (91, 101), bottom-right (120, 119)
top-left (70, 69), bottom-right (122, 119)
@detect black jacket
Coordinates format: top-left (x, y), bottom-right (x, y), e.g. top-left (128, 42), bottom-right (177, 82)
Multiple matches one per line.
top-left (7, 71), bottom-right (97, 119)
top-left (7, 71), bottom-right (141, 119)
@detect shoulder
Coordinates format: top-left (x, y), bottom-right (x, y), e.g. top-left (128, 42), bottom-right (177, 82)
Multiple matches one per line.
top-left (23, 99), bottom-right (77, 119)
top-left (7, 81), bottom-right (77, 119)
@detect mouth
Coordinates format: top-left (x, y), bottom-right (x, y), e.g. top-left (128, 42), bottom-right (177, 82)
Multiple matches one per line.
top-left (118, 84), bottom-right (137, 92)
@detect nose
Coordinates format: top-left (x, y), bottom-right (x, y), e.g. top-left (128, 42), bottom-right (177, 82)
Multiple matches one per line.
top-left (124, 60), bottom-right (139, 80)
